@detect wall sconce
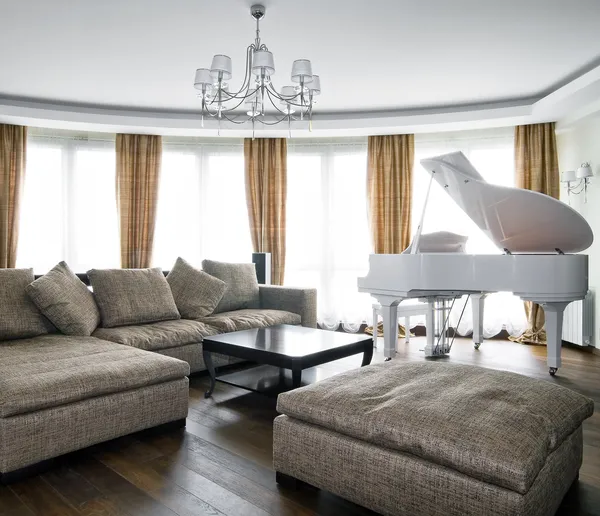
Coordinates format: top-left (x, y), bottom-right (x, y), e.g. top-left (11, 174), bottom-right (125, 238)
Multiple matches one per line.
top-left (561, 162), bottom-right (593, 203)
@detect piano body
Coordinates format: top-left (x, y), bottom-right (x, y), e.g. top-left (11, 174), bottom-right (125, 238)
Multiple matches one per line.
top-left (358, 151), bottom-right (593, 375)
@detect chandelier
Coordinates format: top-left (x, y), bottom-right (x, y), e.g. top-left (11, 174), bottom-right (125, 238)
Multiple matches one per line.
top-left (193, 4), bottom-right (321, 136)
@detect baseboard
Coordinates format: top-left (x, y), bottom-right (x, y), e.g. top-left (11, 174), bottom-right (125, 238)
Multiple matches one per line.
top-left (0, 418), bottom-right (186, 485)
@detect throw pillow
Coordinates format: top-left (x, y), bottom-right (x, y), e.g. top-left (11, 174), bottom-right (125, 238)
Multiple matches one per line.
top-left (26, 261), bottom-right (101, 336)
top-left (0, 268), bottom-right (56, 340)
top-left (167, 257), bottom-right (226, 319)
top-left (201, 259), bottom-right (260, 313)
top-left (88, 267), bottom-right (181, 328)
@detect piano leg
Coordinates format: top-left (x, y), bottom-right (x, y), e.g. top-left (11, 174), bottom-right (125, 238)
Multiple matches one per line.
top-left (540, 302), bottom-right (569, 376)
top-left (379, 302), bottom-right (399, 360)
top-left (471, 294), bottom-right (486, 350)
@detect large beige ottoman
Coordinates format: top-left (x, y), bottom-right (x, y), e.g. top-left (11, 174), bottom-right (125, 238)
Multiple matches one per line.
top-left (274, 362), bottom-right (594, 516)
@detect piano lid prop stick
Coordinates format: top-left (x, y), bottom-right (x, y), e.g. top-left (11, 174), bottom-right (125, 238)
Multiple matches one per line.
top-left (411, 171), bottom-right (435, 254)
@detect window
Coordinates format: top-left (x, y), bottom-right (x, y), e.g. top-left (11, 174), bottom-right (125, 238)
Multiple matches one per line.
top-left (17, 137), bottom-right (119, 273)
top-left (412, 130), bottom-right (527, 337)
top-left (153, 143), bottom-right (252, 269)
top-left (286, 141), bottom-right (371, 330)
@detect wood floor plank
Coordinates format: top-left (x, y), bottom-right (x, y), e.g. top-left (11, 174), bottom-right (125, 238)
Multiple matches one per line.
top-left (150, 457), bottom-right (272, 516)
top-left (94, 450), bottom-right (226, 516)
top-left (42, 466), bottom-right (128, 516)
top-left (0, 485), bottom-right (34, 516)
top-left (9, 477), bottom-right (80, 516)
top-left (70, 456), bottom-right (178, 516)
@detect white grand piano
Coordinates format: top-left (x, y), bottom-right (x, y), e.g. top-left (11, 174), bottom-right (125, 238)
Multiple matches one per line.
top-left (358, 151), bottom-right (593, 375)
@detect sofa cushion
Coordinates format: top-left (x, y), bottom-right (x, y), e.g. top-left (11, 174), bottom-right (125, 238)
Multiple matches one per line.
top-left (201, 259), bottom-right (260, 313)
top-left (0, 268), bottom-right (55, 341)
top-left (26, 261), bottom-right (101, 336)
top-left (0, 334), bottom-right (189, 417)
top-left (198, 309), bottom-right (301, 333)
top-left (88, 267), bottom-right (180, 328)
top-left (93, 319), bottom-right (219, 352)
top-left (167, 257), bottom-right (226, 318)
top-left (277, 362), bottom-right (594, 495)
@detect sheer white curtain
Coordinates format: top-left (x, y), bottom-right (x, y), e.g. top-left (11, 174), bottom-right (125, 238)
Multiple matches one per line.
top-left (412, 129), bottom-right (527, 337)
top-left (153, 141), bottom-right (253, 269)
top-left (286, 139), bottom-right (372, 330)
top-left (17, 135), bottom-right (119, 273)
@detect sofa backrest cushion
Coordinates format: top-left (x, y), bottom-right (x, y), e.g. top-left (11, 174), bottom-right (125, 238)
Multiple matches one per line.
top-left (26, 261), bottom-right (101, 336)
top-left (167, 257), bottom-right (226, 318)
top-left (88, 267), bottom-right (181, 328)
top-left (0, 268), bottom-right (56, 340)
top-left (201, 259), bottom-right (260, 313)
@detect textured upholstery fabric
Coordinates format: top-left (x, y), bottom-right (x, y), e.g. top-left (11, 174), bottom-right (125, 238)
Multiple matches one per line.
top-left (277, 361), bottom-right (594, 494)
top-left (0, 268), bottom-right (55, 340)
top-left (259, 285), bottom-right (317, 328)
top-left (167, 257), bottom-right (226, 318)
top-left (88, 267), bottom-right (180, 328)
top-left (26, 261), bottom-right (100, 336)
top-left (1, 379), bottom-right (188, 473)
top-left (156, 343), bottom-right (232, 374)
top-left (202, 259), bottom-right (260, 313)
top-left (198, 309), bottom-right (300, 333)
top-left (273, 415), bottom-right (583, 516)
top-left (0, 334), bottom-right (189, 417)
top-left (93, 319), bottom-right (218, 352)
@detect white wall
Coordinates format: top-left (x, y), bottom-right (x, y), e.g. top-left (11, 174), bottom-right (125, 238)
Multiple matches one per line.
top-left (556, 114), bottom-right (600, 347)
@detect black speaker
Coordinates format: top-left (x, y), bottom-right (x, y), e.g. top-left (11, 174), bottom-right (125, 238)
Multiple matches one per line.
top-left (252, 253), bottom-right (272, 285)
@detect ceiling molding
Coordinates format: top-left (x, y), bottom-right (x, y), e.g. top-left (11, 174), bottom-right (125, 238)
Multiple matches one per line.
top-left (2, 64), bottom-right (600, 137)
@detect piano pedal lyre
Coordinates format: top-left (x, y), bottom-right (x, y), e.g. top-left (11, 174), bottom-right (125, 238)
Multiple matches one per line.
top-left (423, 296), bottom-right (455, 357)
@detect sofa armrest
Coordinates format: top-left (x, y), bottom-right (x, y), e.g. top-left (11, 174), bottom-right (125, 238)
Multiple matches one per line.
top-left (259, 286), bottom-right (317, 328)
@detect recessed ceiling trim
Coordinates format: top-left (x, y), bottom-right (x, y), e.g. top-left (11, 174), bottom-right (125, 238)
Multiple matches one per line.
top-left (1, 65), bottom-right (600, 136)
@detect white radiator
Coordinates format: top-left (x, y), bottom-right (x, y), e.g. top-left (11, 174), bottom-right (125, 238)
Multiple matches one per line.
top-left (562, 291), bottom-right (594, 347)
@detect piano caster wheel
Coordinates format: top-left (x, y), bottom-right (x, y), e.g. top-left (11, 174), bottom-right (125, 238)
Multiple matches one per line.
top-left (384, 357), bottom-right (392, 362)
top-left (474, 342), bottom-right (481, 350)
top-left (549, 367), bottom-right (558, 376)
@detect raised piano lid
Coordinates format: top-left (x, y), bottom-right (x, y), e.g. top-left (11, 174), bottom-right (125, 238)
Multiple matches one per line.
top-left (419, 151), bottom-right (594, 254)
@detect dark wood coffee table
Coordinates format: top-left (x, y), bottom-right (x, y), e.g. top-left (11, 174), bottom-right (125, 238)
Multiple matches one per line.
top-left (202, 324), bottom-right (373, 397)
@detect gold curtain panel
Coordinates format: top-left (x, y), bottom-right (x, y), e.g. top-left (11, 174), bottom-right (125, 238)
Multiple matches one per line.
top-left (244, 138), bottom-right (287, 285)
top-left (513, 122), bottom-right (560, 345)
top-left (367, 134), bottom-right (414, 254)
top-left (116, 134), bottom-right (162, 269)
top-left (0, 124), bottom-right (27, 269)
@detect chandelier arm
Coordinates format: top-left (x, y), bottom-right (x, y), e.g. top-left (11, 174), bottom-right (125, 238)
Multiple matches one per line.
top-left (260, 115), bottom-right (296, 126)
top-left (217, 45), bottom-right (256, 99)
top-left (265, 82), bottom-right (310, 108)
top-left (221, 113), bottom-right (252, 125)
top-left (264, 88), bottom-right (294, 116)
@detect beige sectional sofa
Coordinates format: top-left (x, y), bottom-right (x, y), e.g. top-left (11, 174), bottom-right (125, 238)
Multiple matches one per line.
top-left (0, 258), bottom-right (316, 482)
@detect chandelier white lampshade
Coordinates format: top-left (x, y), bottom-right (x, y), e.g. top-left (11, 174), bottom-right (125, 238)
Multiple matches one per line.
top-left (252, 50), bottom-right (275, 77)
top-left (291, 59), bottom-right (313, 83)
top-left (193, 4), bottom-right (320, 135)
top-left (307, 74), bottom-right (321, 95)
top-left (210, 55), bottom-right (232, 80)
top-left (194, 68), bottom-right (212, 89)
top-left (577, 162), bottom-right (593, 178)
top-left (561, 170), bottom-right (577, 183)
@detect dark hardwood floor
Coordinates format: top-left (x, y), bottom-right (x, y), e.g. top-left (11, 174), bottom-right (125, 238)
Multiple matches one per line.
top-left (1, 337), bottom-right (600, 516)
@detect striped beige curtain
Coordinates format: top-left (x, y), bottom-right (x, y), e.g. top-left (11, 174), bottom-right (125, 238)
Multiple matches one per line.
top-left (367, 134), bottom-right (414, 254)
top-left (244, 138), bottom-right (287, 285)
top-left (116, 134), bottom-right (162, 268)
top-left (0, 124), bottom-right (27, 268)
top-left (512, 122), bottom-right (560, 345)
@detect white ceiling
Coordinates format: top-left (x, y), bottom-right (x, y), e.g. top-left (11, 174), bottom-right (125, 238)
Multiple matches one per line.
top-left (1, 0), bottom-right (600, 116)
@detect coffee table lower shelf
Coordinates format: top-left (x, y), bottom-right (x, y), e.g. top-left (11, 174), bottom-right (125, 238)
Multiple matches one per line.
top-left (215, 364), bottom-right (336, 397)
